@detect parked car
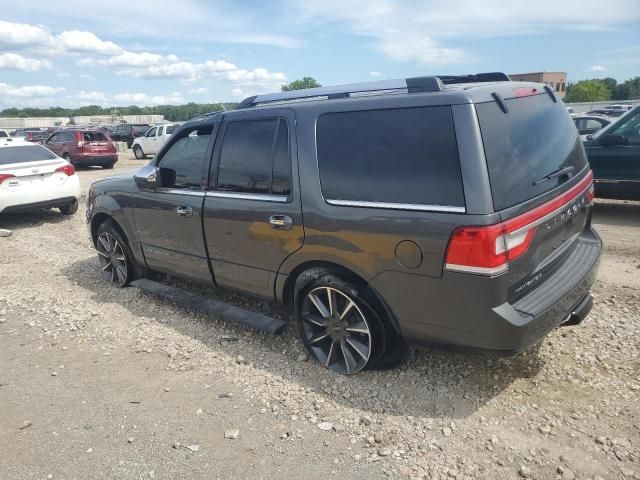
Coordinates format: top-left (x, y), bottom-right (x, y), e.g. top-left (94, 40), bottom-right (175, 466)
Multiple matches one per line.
top-left (44, 129), bottom-right (118, 169)
top-left (110, 123), bottom-right (150, 148)
top-left (573, 115), bottom-right (612, 140)
top-left (87, 73), bottom-right (601, 374)
top-left (584, 104), bottom-right (640, 199)
top-left (586, 108), bottom-right (625, 117)
top-left (603, 104), bottom-right (634, 112)
top-left (132, 123), bottom-right (182, 159)
top-left (11, 129), bottom-right (50, 143)
top-left (0, 138), bottom-right (80, 215)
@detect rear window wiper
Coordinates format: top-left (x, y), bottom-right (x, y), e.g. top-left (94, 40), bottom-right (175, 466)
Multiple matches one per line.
top-left (532, 166), bottom-right (575, 186)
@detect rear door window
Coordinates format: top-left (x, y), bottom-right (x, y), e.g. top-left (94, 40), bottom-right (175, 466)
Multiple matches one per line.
top-left (316, 106), bottom-right (464, 208)
top-left (476, 93), bottom-right (587, 211)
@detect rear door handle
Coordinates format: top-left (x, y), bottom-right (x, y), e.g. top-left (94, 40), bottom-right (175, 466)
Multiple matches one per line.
top-left (176, 205), bottom-right (193, 217)
top-left (269, 215), bottom-right (293, 230)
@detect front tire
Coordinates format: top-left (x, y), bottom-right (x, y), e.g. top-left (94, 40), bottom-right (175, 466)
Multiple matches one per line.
top-left (296, 273), bottom-right (386, 374)
top-left (95, 220), bottom-right (135, 288)
top-left (133, 145), bottom-right (145, 159)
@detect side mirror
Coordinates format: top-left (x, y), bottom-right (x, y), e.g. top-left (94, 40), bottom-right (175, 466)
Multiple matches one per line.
top-left (134, 165), bottom-right (159, 190)
top-left (599, 134), bottom-right (628, 147)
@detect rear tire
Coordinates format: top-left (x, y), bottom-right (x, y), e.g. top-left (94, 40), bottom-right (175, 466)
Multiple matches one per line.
top-left (95, 220), bottom-right (135, 288)
top-left (59, 200), bottom-right (78, 215)
top-left (295, 270), bottom-right (391, 374)
top-left (62, 153), bottom-right (74, 166)
top-left (102, 162), bottom-right (114, 170)
top-left (133, 145), bottom-right (145, 159)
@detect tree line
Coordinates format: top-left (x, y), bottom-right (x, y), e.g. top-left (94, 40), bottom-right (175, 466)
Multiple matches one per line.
top-left (565, 76), bottom-right (640, 103)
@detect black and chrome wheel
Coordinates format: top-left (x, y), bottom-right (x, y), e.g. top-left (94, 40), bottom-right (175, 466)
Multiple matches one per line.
top-left (299, 283), bottom-right (378, 374)
top-left (95, 221), bottom-right (133, 287)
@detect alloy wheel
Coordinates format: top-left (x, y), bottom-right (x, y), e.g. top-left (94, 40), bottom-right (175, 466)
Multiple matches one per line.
top-left (96, 232), bottom-right (128, 287)
top-left (300, 286), bottom-right (372, 374)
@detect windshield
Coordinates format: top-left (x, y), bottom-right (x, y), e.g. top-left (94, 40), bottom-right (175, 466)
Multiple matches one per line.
top-left (477, 93), bottom-right (588, 211)
top-left (592, 105), bottom-right (640, 140)
top-left (0, 145), bottom-right (58, 165)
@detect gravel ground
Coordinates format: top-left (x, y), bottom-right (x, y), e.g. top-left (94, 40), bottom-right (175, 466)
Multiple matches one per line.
top-left (0, 154), bottom-right (639, 480)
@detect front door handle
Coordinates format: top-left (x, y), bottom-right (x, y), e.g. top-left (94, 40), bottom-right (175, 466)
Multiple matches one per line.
top-left (269, 215), bottom-right (293, 231)
top-left (176, 205), bottom-right (193, 217)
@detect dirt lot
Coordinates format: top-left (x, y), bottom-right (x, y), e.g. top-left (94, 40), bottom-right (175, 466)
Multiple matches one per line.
top-left (1, 154), bottom-right (639, 480)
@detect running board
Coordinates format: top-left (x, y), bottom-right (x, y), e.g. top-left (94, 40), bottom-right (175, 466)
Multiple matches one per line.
top-left (129, 278), bottom-right (287, 335)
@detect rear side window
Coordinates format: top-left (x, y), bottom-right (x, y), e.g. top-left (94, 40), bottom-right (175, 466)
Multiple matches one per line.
top-left (0, 145), bottom-right (57, 165)
top-left (166, 124), bottom-right (179, 134)
top-left (316, 106), bottom-right (464, 208)
top-left (477, 93), bottom-right (587, 211)
top-left (0, 131), bottom-right (7, 138)
top-left (216, 118), bottom-right (291, 196)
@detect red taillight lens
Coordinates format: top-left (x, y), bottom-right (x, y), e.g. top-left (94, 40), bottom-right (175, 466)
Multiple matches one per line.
top-left (445, 171), bottom-right (594, 276)
top-left (514, 87), bottom-right (538, 97)
top-left (0, 173), bottom-right (16, 184)
top-left (55, 164), bottom-right (75, 176)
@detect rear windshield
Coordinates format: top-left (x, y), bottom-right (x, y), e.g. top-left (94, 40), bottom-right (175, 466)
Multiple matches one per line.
top-left (317, 106), bottom-right (465, 208)
top-left (476, 93), bottom-right (587, 211)
top-left (82, 132), bottom-right (108, 141)
top-left (133, 125), bottom-right (149, 134)
top-left (0, 145), bottom-right (57, 165)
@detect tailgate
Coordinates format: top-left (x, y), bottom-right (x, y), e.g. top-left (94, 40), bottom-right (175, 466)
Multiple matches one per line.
top-left (83, 141), bottom-right (115, 155)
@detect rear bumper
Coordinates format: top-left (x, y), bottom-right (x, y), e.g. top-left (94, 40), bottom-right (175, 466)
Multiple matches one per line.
top-left (371, 228), bottom-right (602, 354)
top-left (0, 175), bottom-right (81, 213)
top-left (75, 155), bottom-right (118, 166)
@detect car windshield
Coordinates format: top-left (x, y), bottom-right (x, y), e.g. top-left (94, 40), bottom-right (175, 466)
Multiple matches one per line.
top-left (592, 106), bottom-right (640, 139)
top-left (0, 145), bottom-right (58, 165)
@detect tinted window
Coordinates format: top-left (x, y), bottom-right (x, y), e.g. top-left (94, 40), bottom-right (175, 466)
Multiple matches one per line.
top-left (62, 132), bottom-right (75, 142)
top-left (476, 93), bottom-right (587, 211)
top-left (158, 127), bottom-right (212, 188)
top-left (317, 106), bottom-right (464, 207)
top-left (216, 119), bottom-right (277, 194)
top-left (0, 145), bottom-right (57, 165)
top-left (166, 124), bottom-right (179, 134)
top-left (271, 120), bottom-right (291, 195)
top-left (0, 131), bottom-right (7, 138)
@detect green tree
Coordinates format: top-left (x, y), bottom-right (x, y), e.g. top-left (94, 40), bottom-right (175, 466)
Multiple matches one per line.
top-left (565, 80), bottom-right (611, 102)
top-left (613, 76), bottom-right (640, 100)
top-left (281, 77), bottom-right (321, 91)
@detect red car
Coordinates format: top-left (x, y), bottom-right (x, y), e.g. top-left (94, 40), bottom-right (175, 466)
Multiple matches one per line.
top-left (44, 129), bottom-right (118, 169)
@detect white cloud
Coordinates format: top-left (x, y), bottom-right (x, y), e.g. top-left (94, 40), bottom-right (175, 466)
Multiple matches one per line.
top-left (189, 87), bottom-right (209, 94)
top-left (0, 53), bottom-right (51, 72)
top-left (77, 90), bottom-right (107, 102)
top-left (0, 82), bottom-right (65, 98)
top-left (0, 21), bottom-right (53, 49)
top-left (56, 30), bottom-right (122, 55)
top-left (588, 65), bottom-right (608, 72)
top-left (369, 71), bottom-right (382, 77)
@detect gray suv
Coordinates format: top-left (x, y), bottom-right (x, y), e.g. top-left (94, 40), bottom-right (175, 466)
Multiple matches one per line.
top-left (86, 73), bottom-right (601, 374)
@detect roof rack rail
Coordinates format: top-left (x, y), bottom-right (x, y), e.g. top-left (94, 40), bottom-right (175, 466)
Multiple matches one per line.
top-left (236, 72), bottom-right (510, 108)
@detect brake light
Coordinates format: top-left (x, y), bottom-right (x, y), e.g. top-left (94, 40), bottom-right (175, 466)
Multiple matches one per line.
top-left (514, 87), bottom-right (538, 97)
top-left (0, 173), bottom-right (16, 184)
top-left (445, 171), bottom-right (594, 276)
top-left (55, 164), bottom-right (75, 176)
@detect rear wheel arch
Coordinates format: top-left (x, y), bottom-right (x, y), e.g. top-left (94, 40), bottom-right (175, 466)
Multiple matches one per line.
top-left (283, 260), bottom-right (401, 336)
top-left (91, 213), bottom-right (129, 248)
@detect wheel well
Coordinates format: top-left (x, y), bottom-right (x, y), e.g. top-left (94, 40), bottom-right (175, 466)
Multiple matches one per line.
top-left (90, 213), bottom-right (127, 247)
top-left (282, 261), bottom-right (368, 307)
top-left (282, 260), bottom-right (402, 336)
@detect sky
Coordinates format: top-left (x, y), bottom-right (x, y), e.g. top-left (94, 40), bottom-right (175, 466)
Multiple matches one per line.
top-left (0, 0), bottom-right (639, 109)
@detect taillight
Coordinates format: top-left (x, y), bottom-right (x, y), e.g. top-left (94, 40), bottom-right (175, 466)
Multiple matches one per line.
top-left (445, 171), bottom-right (594, 276)
top-left (514, 87), bottom-right (538, 97)
top-left (0, 173), bottom-right (16, 184)
top-left (55, 164), bottom-right (75, 176)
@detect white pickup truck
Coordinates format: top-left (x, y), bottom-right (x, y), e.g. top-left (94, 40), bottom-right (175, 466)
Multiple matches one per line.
top-left (132, 123), bottom-right (181, 159)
